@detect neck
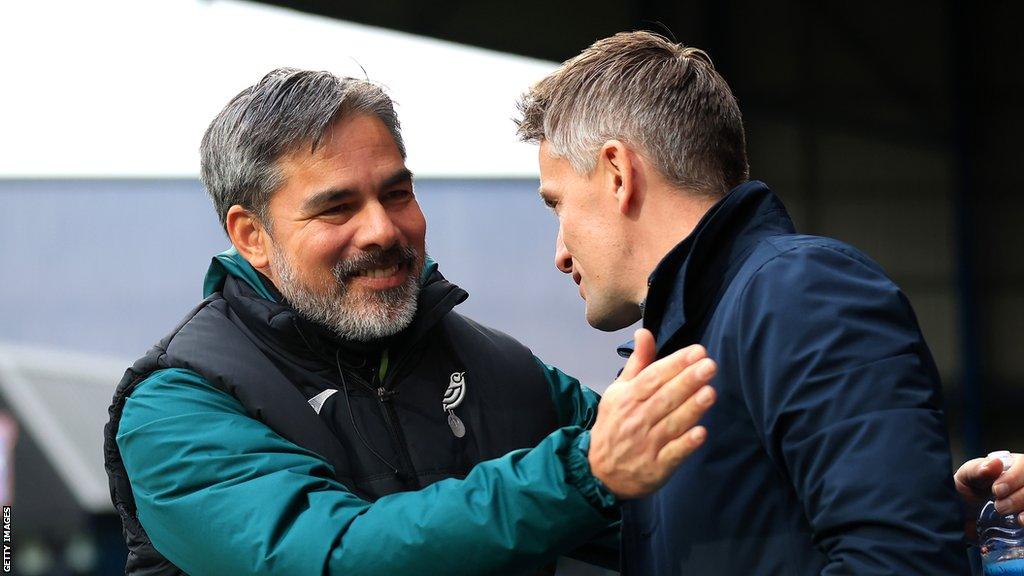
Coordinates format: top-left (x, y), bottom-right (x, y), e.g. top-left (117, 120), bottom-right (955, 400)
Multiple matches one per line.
top-left (632, 187), bottom-right (719, 302)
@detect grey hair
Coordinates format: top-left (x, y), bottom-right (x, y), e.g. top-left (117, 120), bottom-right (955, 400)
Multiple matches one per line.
top-left (516, 31), bottom-right (748, 196)
top-left (200, 68), bottom-right (405, 231)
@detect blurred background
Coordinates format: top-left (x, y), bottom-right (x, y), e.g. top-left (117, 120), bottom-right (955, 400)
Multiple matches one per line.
top-left (0, 0), bottom-right (1020, 574)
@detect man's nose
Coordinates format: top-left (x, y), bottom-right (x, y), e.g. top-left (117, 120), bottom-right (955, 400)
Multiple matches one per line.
top-left (554, 228), bottom-right (573, 274)
top-left (355, 202), bottom-right (401, 250)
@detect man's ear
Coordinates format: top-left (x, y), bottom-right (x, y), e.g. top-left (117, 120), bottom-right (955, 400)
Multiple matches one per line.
top-left (598, 140), bottom-right (642, 216)
top-left (225, 205), bottom-right (271, 271)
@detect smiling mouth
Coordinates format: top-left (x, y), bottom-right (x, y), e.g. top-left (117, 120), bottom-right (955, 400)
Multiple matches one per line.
top-left (335, 245), bottom-right (418, 289)
top-left (356, 264), bottom-right (402, 279)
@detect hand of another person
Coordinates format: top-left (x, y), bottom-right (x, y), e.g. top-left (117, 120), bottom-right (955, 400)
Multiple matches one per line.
top-left (955, 451), bottom-right (1024, 540)
top-left (588, 329), bottom-right (717, 499)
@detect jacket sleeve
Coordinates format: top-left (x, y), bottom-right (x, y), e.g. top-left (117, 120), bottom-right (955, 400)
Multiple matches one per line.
top-left (535, 356), bottom-right (602, 429)
top-left (117, 368), bottom-right (617, 576)
top-left (736, 244), bottom-right (969, 575)
top-left (534, 357), bottom-right (621, 570)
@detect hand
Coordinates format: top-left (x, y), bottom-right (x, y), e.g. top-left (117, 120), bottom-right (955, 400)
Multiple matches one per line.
top-left (955, 452), bottom-right (1024, 540)
top-left (588, 329), bottom-right (717, 499)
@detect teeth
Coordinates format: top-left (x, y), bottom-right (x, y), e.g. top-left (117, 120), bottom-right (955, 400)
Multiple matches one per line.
top-left (359, 264), bottom-right (400, 279)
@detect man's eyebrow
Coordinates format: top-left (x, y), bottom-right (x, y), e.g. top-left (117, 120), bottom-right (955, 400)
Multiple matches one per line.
top-left (381, 167), bottom-right (414, 190)
top-left (301, 168), bottom-right (414, 213)
top-left (301, 187), bottom-right (358, 213)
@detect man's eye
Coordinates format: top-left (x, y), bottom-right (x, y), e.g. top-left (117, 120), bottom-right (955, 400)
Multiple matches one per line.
top-left (322, 204), bottom-right (352, 216)
top-left (384, 189), bottom-right (413, 202)
top-left (544, 199), bottom-right (558, 211)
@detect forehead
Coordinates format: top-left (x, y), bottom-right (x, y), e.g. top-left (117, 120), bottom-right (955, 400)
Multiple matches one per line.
top-left (276, 115), bottom-right (406, 195)
top-left (538, 141), bottom-right (586, 199)
top-left (282, 114), bottom-right (405, 177)
top-left (537, 141), bottom-right (568, 192)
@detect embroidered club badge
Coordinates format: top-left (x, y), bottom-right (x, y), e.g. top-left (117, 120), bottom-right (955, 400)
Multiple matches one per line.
top-left (443, 372), bottom-right (467, 437)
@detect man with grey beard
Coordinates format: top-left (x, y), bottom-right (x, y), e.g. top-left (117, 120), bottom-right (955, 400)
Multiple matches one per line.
top-left (270, 242), bottom-right (422, 341)
top-left (103, 68), bottom-right (719, 576)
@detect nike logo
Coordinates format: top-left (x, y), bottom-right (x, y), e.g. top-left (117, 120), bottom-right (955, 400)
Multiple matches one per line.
top-left (308, 389), bottom-right (339, 414)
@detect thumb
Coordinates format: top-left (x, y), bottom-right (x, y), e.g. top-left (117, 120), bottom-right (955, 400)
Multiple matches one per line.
top-left (958, 457), bottom-right (1002, 495)
top-left (619, 328), bottom-right (656, 381)
top-left (973, 457), bottom-right (1004, 487)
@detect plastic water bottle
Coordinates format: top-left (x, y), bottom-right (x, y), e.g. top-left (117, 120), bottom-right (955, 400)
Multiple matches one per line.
top-left (979, 451), bottom-right (1024, 575)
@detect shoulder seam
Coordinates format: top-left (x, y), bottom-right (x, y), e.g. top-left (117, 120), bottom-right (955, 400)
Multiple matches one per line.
top-left (736, 240), bottom-right (875, 306)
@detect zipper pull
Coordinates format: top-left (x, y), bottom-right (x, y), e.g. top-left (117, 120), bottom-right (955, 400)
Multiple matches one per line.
top-left (377, 387), bottom-right (398, 402)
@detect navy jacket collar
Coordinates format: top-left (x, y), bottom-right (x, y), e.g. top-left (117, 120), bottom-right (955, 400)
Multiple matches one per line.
top-left (619, 180), bottom-right (796, 358)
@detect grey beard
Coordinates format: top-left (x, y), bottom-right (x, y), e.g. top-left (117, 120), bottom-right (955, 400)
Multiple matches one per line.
top-left (270, 244), bottom-right (422, 342)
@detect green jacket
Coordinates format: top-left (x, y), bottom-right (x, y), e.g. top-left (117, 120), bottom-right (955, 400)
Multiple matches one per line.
top-left (116, 250), bottom-right (617, 575)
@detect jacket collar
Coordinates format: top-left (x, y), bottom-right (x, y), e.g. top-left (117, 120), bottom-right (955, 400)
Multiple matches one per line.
top-left (618, 180), bottom-right (796, 358)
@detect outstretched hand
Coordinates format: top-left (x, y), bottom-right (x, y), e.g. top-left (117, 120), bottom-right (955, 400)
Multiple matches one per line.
top-left (588, 329), bottom-right (717, 499)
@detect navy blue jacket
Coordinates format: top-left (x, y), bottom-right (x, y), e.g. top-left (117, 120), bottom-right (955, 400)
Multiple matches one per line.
top-left (620, 181), bottom-right (969, 575)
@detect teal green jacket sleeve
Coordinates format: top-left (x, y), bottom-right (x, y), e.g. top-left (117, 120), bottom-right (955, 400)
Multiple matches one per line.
top-left (534, 357), bottom-right (621, 569)
top-left (534, 356), bottom-right (602, 430)
top-left (117, 368), bottom-right (616, 576)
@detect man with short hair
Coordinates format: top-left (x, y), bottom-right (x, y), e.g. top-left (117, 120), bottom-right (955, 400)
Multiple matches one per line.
top-left (517, 31), bottom-right (971, 574)
top-left (104, 68), bottom-right (717, 575)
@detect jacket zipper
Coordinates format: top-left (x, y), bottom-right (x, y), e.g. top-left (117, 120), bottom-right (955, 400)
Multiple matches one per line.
top-left (337, 349), bottom-right (419, 488)
top-left (376, 348), bottom-right (421, 489)
top-left (375, 382), bottom-right (419, 489)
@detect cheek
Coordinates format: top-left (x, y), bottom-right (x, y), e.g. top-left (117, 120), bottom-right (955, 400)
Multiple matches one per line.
top-left (570, 224), bottom-right (621, 280)
top-left (398, 203), bottom-right (427, 249)
top-left (562, 213), bottom-right (596, 256)
top-left (290, 227), bottom-right (353, 272)
top-left (559, 213), bottom-right (582, 249)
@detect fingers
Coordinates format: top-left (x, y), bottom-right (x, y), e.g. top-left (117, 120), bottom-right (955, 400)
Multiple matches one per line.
top-left (956, 457), bottom-right (1001, 496)
top-left (648, 384), bottom-right (717, 448)
top-left (590, 339), bottom-right (717, 499)
top-left (993, 453), bottom-right (1024, 516)
top-left (643, 357), bottom-right (717, 423)
top-left (657, 425), bottom-right (708, 469)
top-left (619, 329), bottom-right (657, 381)
top-left (995, 486), bottom-right (1024, 519)
top-left (631, 344), bottom-right (709, 399)
top-left (954, 451), bottom-right (1024, 518)
top-left (978, 457), bottom-right (1005, 483)
top-left (994, 454), bottom-right (1024, 496)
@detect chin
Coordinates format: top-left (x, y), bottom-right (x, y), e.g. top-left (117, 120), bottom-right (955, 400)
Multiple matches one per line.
top-left (586, 302), bottom-right (642, 332)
